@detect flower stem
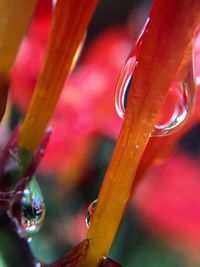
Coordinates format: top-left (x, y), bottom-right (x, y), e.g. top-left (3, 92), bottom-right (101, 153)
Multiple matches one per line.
top-left (83, 1), bottom-right (200, 266)
top-left (19, 0), bottom-right (98, 153)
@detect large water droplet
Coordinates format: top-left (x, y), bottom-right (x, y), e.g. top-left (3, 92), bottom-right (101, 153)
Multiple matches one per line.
top-left (115, 49), bottom-right (196, 137)
top-left (153, 78), bottom-right (194, 136)
top-left (115, 57), bottom-right (137, 119)
top-left (85, 199), bottom-right (97, 228)
top-left (21, 177), bottom-right (45, 234)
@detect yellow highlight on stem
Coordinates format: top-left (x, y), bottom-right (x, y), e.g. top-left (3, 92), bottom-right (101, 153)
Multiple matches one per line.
top-left (0, 0), bottom-right (37, 73)
top-left (19, 0), bottom-right (98, 153)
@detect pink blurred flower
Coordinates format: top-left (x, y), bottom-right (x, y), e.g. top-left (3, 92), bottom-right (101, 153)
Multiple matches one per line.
top-left (134, 151), bottom-right (200, 260)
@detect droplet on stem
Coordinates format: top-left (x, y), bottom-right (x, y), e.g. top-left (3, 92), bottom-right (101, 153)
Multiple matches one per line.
top-left (21, 177), bottom-right (45, 234)
top-left (115, 56), bottom-right (137, 119)
top-left (115, 24), bottom-right (196, 136)
top-left (85, 199), bottom-right (97, 228)
top-left (153, 78), bottom-right (194, 136)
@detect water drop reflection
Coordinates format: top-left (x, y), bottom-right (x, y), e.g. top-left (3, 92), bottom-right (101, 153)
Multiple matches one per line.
top-left (21, 177), bottom-right (45, 234)
top-left (115, 36), bottom-right (196, 137)
top-left (85, 199), bottom-right (97, 228)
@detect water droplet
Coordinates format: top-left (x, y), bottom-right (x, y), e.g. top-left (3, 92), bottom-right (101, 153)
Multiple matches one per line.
top-left (115, 57), bottom-right (136, 119)
top-left (85, 199), bottom-right (97, 228)
top-left (153, 78), bottom-right (195, 136)
top-left (115, 49), bottom-right (196, 137)
top-left (21, 177), bottom-right (45, 234)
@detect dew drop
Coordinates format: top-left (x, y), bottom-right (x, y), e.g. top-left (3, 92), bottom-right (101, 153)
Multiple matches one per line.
top-left (115, 57), bottom-right (136, 119)
top-left (85, 199), bottom-right (97, 228)
top-left (153, 78), bottom-right (195, 136)
top-left (21, 177), bottom-right (45, 234)
top-left (115, 54), bottom-right (196, 137)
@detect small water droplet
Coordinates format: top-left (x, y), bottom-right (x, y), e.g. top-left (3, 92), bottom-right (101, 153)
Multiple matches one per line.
top-left (115, 46), bottom-right (196, 136)
top-left (115, 19), bottom-right (147, 119)
top-left (85, 199), bottom-right (97, 228)
top-left (21, 177), bottom-right (45, 234)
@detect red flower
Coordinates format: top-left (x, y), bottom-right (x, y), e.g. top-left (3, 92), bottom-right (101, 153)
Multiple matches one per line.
top-left (10, 3), bottom-right (51, 112)
top-left (134, 151), bottom-right (200, 259)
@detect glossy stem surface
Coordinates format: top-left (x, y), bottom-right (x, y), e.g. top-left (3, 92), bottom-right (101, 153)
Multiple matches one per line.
top-left (83, 1), bottom-right (200, 266)
top-left (19, 0), bottom-right (98, 152)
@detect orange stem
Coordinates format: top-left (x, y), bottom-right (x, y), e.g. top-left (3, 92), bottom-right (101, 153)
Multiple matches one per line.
top-left (83, 1), bottom-right (200, 266)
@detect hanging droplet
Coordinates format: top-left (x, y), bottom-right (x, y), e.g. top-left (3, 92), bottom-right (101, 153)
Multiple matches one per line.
top-left (21, 177), bottom-right (45, 234)
top-left (85, 199), bottom-right (97, 228)
top-left (115, 57), bottom-right (137, 119)
top-left (115, 51), bottom-right (196, 136)
top-left (153, 78), bottom-right (194, 136)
